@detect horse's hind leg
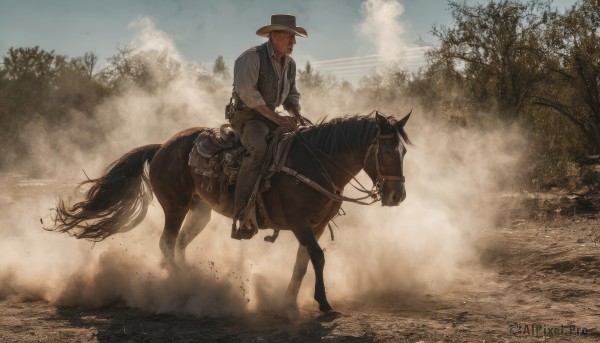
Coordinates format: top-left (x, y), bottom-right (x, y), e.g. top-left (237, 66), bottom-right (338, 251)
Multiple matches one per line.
top-left (175, 196), bottom-right (212, 264)
top-left (285, 226), bottom-right (325, 309)
top-left (159, 204), bottom-right (189, 267)
top-left (292, 226), bottom-right (333, 313)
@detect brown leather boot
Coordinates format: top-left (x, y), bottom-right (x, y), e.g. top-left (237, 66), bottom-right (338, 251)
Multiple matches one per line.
top-left (231, 161), bottom-right (260, 239)
top-left (230, 120), bottom-right (269, 239)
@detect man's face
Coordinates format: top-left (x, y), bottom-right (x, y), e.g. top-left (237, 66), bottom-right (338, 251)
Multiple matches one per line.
top-left (271, 31), bottom-right (296, 56)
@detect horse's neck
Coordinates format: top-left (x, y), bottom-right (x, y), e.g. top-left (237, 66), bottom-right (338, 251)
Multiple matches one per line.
top-left (301, 117), bottom-right (376, 189)
top-left (325, 148), bottom-right (369, 189)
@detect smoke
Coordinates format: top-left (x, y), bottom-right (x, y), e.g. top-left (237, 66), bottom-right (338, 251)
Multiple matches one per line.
top-left (0, 16), bottom-right (251, 316)
top-left (0, 12), bottom-right (524, 318)
top-left (128, 17), bottom-right (182, 61)
top-left (358, 0), bottom-right (408, 62)
top-left (310, 0), bottom-right (426, 83)
top-left (322, 119), bottom-right (524, 299)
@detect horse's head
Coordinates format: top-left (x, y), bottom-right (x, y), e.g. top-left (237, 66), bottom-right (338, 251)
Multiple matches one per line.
top-left (364, 111), bottom-right (411, 206)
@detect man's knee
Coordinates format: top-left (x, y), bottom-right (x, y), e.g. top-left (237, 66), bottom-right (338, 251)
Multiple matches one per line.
top-left (244, 143), bottom-right (267, 170)
top-left (241, 121), bottom-right (270, 160)
top-left (251, 140), bottom-right (268, 158)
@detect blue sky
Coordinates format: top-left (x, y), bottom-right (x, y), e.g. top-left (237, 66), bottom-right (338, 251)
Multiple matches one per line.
top-left (0, 0), bottom-right (578, 84)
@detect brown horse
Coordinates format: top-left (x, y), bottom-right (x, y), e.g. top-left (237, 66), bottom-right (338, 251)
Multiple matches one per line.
top-left (50, 111), bottom-right (411, 313)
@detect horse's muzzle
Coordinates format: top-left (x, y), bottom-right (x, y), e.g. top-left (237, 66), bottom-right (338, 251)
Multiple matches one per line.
top-left (381, 186), bottom-right (406, 206)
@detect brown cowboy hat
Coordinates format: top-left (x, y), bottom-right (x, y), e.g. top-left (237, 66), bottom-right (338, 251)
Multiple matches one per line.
top-left (256, 14), bottom-right (308, 38)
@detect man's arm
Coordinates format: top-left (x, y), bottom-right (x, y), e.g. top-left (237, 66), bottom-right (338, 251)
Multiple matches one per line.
top-left (284, 91), bottom-right (304, 125)
top-left (233, 51), bottom-right (266, 109)
top-left (234, 50), bottom-right (295, 127)
top-left (283, 61), bottom-right (303, 125)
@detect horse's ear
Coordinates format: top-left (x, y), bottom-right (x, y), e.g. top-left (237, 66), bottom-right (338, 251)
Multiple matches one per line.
top-left (375, 111), bottom-right (388, 128)
top-left (396, 109), bottom-right (412, 129)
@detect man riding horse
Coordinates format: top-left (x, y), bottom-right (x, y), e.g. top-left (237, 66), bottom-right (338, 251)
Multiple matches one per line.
top-left (228, 14), bottom-right (306, 239)
top-left (49, 13), bottom-right (412, 313)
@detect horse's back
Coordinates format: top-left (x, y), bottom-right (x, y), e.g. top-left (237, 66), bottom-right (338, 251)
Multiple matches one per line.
top-left (163, 127), bottom-right (205, 146)
top-left (149, 127), bottom-right (207, 205)
top-left (152, 127), bottom-right (205, 167)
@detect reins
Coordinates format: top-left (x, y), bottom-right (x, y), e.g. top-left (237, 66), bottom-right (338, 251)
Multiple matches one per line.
top-left (279, 129), bottom-right (389, 205)
top-left (279, 165), bottom-right (380, 205)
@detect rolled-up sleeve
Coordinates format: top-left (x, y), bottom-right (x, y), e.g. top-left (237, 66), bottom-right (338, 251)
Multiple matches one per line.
top-left (283, 76), bottom-right (300, 111)
top-left (233, 50), bottom-right (266, 109)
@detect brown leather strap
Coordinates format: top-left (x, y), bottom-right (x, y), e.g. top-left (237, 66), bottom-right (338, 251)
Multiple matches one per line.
top-left (279, 166), bottom-right (378, 205)
top-left (368, 140), bottom-right (406, 184)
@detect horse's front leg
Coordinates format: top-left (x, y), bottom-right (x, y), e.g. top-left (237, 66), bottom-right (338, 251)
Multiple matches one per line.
top-left (285, 226), bottom-right (325, 309)
top-left (292, 226), bottom-right (333, 313)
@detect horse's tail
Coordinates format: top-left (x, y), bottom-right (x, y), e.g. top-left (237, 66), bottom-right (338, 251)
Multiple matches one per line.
top-left (49, 144), bottom-right (162, 241)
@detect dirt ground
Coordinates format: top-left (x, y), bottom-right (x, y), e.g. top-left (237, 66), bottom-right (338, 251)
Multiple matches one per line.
top-left (1, 175), bottom-right (599, 342)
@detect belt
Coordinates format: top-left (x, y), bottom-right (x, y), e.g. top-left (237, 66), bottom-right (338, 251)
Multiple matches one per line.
top-left (234, 101), bottom-right (275, 112)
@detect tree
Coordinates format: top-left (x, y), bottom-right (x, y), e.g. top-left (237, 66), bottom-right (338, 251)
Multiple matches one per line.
top-left (534, 0), bottom-right (600, 153)
top-left (357, 63), bottom-right (410, 105)
top-left (0, 47), bottom-right (67, 124)
top-left (428, 0), bottom-right (553, 122)
top-left (0, 47), bottom-right (108, 169)
top-left (1, 46), bottom-right (66, 82)
top-left (298, 61), bottom-right (325, 90)
top-left (71, 52), bottom-right (99, 78)
top-left (212, 55), bottom-right (230, 78)
top-left (406, 61), bottom-right (473, 125)
top-left (100, 47), bottom-right (181, 91)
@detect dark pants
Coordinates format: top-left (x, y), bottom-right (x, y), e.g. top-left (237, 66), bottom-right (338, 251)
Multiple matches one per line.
top-left (233, 119), bottom-right (270, 220)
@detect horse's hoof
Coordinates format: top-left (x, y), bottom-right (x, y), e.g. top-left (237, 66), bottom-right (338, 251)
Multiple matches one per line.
top-left (319, 303), bottom-right (334, 313)
top-left (282, 304), bottom-right (300, 319)
top-left (160, 259), bottom-right (171, 269)
top-left (160, 258), bottom-right (182, 273)
top-left (289, 306), bottom-right (300, 315)
top-left (231, 229), bottom-right (255, 240)
top-left (317, 310), bottom-right (342, 322)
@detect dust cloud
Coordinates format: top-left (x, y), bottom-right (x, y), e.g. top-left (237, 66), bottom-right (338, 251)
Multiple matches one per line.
top-left (0, 3), bottom-right (524, 318)
top-left (358, 0), bottom-right (407, 61)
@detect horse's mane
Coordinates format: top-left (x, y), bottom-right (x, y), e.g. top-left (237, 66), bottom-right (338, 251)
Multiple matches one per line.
top-left (299, 115), bottom-right (376, 154)
top-left (299, 113), bottom-right (411, 154)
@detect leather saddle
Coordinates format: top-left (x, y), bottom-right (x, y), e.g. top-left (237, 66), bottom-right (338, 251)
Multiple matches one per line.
top-left (195, 124), bottom-right (238, 158)
top-left (188, 124), bottom-right (296, 241)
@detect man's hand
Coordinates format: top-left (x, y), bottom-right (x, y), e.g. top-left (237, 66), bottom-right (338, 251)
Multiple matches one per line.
top-left (279, 116), bottom-right (298, 131)
top-left (287, 104), bottom-right (305, 125)
top-left (254, 105), bottom-right (297, 128)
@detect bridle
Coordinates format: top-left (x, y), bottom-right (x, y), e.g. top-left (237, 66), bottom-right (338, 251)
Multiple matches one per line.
top-left (278, 117), bottom-right (406, 205)
top-left (364, 129), bottom-right (405, 195)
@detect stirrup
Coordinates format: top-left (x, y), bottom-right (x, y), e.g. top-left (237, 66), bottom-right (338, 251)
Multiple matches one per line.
top-left (230, 219), bottom-right (256, 240)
